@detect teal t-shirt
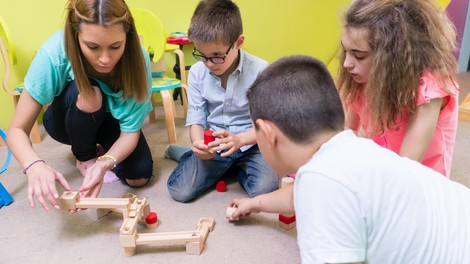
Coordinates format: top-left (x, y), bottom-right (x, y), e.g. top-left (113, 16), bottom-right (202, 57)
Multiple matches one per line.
top-left (24, 30), bottom-right (153, 132)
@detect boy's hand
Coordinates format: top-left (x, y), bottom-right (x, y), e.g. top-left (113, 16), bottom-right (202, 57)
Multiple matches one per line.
top-left (209, 130), bottom-right (242, 157)
top-left (192, 139), bottom-right (216, 160)
top-left (229, 197), bottom-right (261, 220)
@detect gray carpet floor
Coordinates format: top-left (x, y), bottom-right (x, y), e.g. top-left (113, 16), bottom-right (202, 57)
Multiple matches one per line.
top-left (0, 72), bottom-right (469, 264)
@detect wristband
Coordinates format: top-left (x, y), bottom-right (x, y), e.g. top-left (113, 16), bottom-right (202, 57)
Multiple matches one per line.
top-left (23, 159), bottom-right (46, 174)
top-left (96, 155), bottom-right (117, 169)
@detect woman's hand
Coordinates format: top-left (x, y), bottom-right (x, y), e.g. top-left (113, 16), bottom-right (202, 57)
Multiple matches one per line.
top-left (25, 161), bottom-right (72, 211)
top-left (79, 161), bottom-right (109, 198)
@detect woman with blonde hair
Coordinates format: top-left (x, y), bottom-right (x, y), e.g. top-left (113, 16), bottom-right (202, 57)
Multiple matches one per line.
top-left (7, 0), bottom-right (153, 211)
top-left (338, 0), bottom-right (460, 177)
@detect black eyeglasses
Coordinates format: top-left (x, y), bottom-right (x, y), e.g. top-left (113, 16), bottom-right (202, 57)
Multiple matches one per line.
top-left (192, 44), bottom-right (233, 64)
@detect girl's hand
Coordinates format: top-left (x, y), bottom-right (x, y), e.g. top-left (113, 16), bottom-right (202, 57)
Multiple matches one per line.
top-left (79, 162), bottom-right (106, 199)
top-left (26, 161), bottom-right (72, 211)
top-left (209, 130), bottom-right (242, 157)
top-left (192, 139), bottom-right (215, 160)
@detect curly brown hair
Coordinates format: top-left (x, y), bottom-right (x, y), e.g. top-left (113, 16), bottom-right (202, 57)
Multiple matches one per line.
top-left (337, 0), bottom-right (458, 134)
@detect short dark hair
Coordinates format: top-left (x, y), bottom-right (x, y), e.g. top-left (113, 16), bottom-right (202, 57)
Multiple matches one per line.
top-left (188, 0), bottom-right (242, 45)
top-left (248, 55), bottom-right (345, 144)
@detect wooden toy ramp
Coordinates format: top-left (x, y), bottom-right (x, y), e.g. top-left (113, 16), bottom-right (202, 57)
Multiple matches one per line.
top-left (58, 191), bottom-right (215, 256)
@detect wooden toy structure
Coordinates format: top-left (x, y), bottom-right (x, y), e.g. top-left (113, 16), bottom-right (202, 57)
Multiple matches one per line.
top-left (58, 191), bottom-right (215, 256)
top-left (279, 176), bottom-right (296, 230)
top-left (226, 206), bottom-right (238, 221)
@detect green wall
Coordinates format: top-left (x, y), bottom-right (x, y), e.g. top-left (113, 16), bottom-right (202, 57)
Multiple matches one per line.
top-left (0, 0), bottom-right (450, 129)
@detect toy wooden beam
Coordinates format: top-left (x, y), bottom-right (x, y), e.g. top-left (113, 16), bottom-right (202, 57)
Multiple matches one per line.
top-left (120, 217), bottom-right (215, 256)
top-left (58, 191), bottom-right (130, 210)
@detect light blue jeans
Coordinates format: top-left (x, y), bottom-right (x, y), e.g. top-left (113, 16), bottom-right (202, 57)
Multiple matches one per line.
top-left (167, 145), bottom-right (279, 203)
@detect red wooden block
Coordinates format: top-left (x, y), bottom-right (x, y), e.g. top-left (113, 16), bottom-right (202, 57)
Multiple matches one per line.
top-left (279, 214), bottom-right (296, 224)
top-left (146, 212), bottom-right (158, 224)
top-left (204, 130), bottom-right (215, 145)
top-left (216, 181), bottom-right (227, 192)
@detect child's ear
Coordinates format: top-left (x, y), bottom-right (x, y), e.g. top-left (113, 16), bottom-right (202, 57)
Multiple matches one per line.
top-left (256, 119), bottom-right (276, 148)
top-left (235, 34), bottom-right (244, 49)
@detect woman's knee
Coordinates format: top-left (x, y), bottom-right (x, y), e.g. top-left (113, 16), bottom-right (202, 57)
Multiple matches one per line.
top-left (126, 178), bottom-right (149, 187)
top-left (76, 85), bottom-right (103, 113)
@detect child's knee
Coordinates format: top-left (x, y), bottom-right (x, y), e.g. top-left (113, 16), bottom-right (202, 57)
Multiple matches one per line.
top-left (167, 186), bottom-right (196, 203)
top-left (245, 177), bottom-right (279, 197)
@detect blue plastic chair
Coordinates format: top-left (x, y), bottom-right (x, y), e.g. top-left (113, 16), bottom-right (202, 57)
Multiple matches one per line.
top-left (0, 129), bottom-right (13, 208)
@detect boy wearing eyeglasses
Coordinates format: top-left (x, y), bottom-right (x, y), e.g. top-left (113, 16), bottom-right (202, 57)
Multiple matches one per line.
top-left (166, 0), bottom-right (279, 203)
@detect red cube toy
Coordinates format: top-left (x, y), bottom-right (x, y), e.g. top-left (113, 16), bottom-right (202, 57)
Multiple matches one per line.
top-left (204, 130), bottom-right (215, 145)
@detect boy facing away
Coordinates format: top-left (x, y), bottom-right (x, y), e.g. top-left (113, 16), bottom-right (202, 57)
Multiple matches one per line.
top-left (166, 0), bottom-right (278, 202)
top-left (229, 55), bottom-right (470, 263)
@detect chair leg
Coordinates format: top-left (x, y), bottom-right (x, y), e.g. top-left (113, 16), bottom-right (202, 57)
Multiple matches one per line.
top-left (181, 84), bottom-right (188, 119)
top-left (148, 96), bottom-right (157, 123)
top-left (160, 90), bottom-right (177, 144)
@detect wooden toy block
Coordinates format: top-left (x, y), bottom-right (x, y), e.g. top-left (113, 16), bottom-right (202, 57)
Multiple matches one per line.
top-left (279, 214), bottom-right (296, 230)
top-left (216, 180), bottom-right (227, 192)
top-left (58, 191), bottom-right (80, 210)
top-left (279, 176), bottom-right (296, 230)
top-left (96, 193), bottom-right (150, 221)
top-left (197, 217), bottom-right (216, 232)
top-left (280, 176), bottom-right (294, 188)
top-left (59, 191), bottom-right (131, 211)
top-left (204, 130), bottom-right (215, 145)
top-left (226, 206), bottom-right (238, 221)
top-left (145, 212), bottom-right (158, 230)
top-left (76, 198), bottom-right (130, 209)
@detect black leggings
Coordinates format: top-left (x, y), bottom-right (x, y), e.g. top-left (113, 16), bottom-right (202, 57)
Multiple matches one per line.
top-left (42, 80), bottom-right (153, 180)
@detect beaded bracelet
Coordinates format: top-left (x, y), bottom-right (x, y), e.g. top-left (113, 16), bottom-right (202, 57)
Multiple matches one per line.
top-left (23, 159), bottom-right (46, 174)
top-left (96, 154), bottom-right (117, 169)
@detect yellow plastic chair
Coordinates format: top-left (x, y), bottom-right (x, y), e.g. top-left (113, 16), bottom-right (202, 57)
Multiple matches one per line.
top-left (0, 16), bottom-right (41, 144)
top-left (131, 8), bottom-right (188, 144)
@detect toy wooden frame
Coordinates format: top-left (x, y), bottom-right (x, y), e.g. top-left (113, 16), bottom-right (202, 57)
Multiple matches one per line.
top-left (58, 191), bottom-right (215, 256)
